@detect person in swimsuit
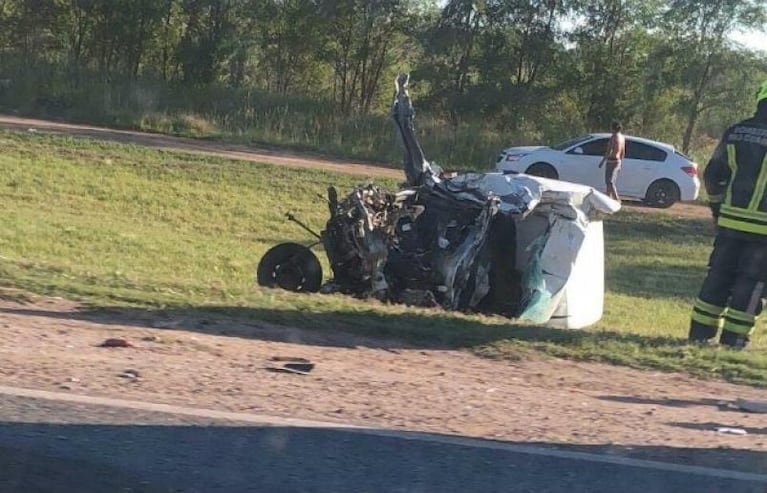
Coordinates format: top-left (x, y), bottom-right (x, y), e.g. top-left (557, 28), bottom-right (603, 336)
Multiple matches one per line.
top-left (598, 121), bottom-right (625, 202)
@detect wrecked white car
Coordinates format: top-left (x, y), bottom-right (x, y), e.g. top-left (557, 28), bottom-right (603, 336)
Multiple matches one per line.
top-left (257, 73), bottom-right (620, 329)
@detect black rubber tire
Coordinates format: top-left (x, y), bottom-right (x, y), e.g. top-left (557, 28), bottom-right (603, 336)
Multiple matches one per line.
top-left (525, 162), bottom-right (559, 180)
top-left (257, 243), bottom-right (323, 293)
top-left (644, 179), bottom-right (680, 208)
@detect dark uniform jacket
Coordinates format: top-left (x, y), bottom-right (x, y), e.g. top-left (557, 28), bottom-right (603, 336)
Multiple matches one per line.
top-left (705, 105), bottom-right (767, 241)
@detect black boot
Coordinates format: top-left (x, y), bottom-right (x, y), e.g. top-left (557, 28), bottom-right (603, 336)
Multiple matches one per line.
top-left (688, 323), bottom-right (718, 343)
top-left (720, 330), bottom-right (749, 350)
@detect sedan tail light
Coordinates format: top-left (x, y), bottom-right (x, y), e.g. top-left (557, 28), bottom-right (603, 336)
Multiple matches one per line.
top-left (681, 164), bottom-right (698, 177)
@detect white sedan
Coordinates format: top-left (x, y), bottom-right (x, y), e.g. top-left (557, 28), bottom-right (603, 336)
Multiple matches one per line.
top-left (495, 133), bottom-right (700, 207)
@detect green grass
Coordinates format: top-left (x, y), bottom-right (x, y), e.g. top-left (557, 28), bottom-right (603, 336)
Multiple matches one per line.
top-left (0, 129), bottom-right (765, 386)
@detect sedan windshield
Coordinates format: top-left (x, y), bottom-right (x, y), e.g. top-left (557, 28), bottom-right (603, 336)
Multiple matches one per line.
top-left (551, 135), bottom-right (592, 151)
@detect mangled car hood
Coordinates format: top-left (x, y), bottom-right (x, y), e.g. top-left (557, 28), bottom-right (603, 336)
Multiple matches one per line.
top-left (317, 72), bottom-right (619, 326)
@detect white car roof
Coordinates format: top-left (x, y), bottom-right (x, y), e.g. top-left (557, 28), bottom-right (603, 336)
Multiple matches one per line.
top-left (587, 133), bottom-right (676, 152)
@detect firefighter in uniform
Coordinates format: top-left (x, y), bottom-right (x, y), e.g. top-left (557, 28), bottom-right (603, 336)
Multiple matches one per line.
top-left (689, 80), bottom-right (767, 349)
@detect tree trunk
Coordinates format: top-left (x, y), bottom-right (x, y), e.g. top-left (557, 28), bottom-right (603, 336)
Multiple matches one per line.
top-left (161, 0), bottom-right (173, 81)
top-left (682, 108), bottom-right (699, 154)
top-left (682, 52), bottom-right (714, 153)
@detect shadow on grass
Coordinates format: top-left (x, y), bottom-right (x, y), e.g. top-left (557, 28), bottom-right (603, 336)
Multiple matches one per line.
top-left (601, 212), bottom-right (712, 300)
top-left (0, 303), bottom-right (684, 352)
top-left (607, 262), bottom-right (704, 300)
top-left (0, 289), bottom-right (32, 304)
top-left (605, 211), bottom-right (714, 239)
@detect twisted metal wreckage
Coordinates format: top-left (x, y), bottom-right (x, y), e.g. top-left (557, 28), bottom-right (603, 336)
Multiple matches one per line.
top-left (257, 73), bottom-right (621, 329)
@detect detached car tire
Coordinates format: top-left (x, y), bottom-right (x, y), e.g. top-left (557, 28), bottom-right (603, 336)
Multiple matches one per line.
top-left (257, 242), bottom-right (323, 293)
top-left (525, 162), bottom-right (559, 180)
top-left (644, 179), bottom-right (680, 208)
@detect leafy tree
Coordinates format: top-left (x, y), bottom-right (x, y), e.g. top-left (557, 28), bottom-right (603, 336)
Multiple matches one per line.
top-left (661, 0), bottom-right (767, 152)
top-left (176, 0), bottom-right (235, 84)
top-left (318, 0), bottom-right (410, 114)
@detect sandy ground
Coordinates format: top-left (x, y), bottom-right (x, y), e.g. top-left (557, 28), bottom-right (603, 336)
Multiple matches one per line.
top-left (0, 293), bottom-right (765, 453)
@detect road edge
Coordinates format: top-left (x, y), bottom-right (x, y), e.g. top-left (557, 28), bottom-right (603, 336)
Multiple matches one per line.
top-left (1, 384), bottom-right (765, 484)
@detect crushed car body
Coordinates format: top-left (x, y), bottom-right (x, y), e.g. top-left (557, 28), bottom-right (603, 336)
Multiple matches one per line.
top-left (258, 73), bottom-right (620, 329)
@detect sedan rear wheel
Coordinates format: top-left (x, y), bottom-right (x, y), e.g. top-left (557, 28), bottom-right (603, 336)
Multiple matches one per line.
top-left (644, 179), bottom-right (680, 208)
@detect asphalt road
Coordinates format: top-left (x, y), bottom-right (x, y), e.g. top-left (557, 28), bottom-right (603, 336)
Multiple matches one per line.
top-left (1, 393), bottom-right (766, 493)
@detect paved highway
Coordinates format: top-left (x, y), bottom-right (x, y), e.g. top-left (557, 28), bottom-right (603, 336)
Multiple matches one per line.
top-left (0, 391), bottom-right (765, 493)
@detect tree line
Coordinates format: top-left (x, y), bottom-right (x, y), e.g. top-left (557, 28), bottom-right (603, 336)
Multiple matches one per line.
top-left (1, 0), bottom-right (766, 158)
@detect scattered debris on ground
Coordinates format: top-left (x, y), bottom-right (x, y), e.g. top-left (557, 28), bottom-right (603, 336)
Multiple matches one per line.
top-left (119, 369), bottom-right (140, 380)
top-left (735, 398), bottom-right (767, 414)
top-left (99, 338), bottom-right (134, 348)
top-left (265, 356), bottom-right (315, 375)
top-left (2, 297), bottom-right (766, 452)
top-left (716, 427), bottom-right (748, 435)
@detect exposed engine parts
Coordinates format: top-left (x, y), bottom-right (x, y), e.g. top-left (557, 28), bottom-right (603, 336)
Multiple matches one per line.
top-left (257, 73), bottom-right (620, 326)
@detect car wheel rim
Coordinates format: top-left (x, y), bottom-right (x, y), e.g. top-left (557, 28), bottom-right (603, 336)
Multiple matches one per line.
top-left (654, 187), bottom-right (669, 205)
top-left (274, 261), bottom-right (304, 291)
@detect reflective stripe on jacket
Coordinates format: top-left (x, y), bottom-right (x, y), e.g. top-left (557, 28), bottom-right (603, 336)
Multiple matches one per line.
top-left (706, 114), bottom-right (767, 236)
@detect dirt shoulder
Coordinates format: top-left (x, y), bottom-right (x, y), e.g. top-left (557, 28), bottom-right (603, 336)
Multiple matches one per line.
top-left (0, 114), bottom-right (402, 180)
top-left (0, 114), bottom-right (710, 218)
top-left (1, 294), bottom-right (765, 452)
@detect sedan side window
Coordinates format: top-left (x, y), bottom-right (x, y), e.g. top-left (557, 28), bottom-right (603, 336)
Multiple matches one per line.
top-left (625, 141), bottom-right (667, 162)
top-left (571, 138), bottom-right (608, 156)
